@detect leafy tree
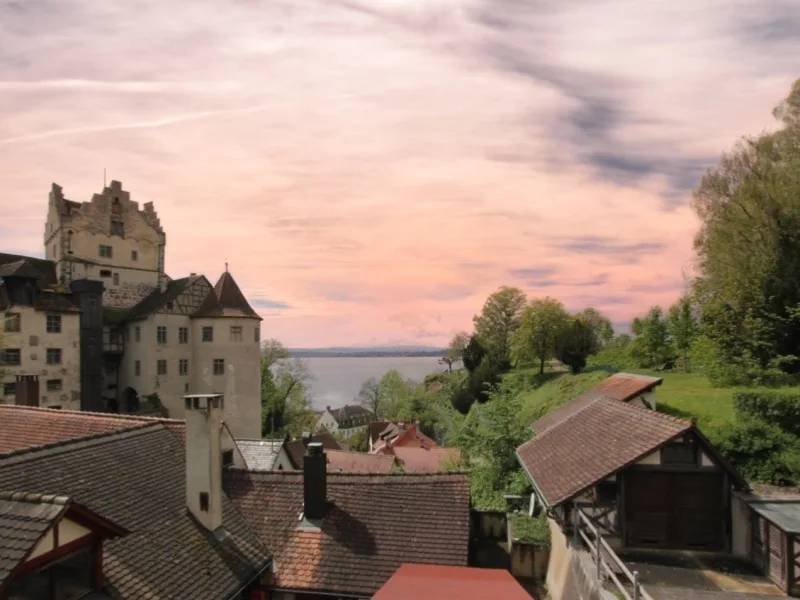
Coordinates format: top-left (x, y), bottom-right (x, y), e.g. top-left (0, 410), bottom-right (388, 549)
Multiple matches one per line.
top-left (555, 317), bottom-right (598, 374)
top-left (472, 286), bottom-right (527, 368)
top-left (439, 331), bottom-right (470, 372)
top-left (576, 307), bottom-right (614, 347)
top-left (692, 79), bottom-right (800, 384)
top-left (357, 377), bottom-right (384, 418)
top-left (511, 297), bottom-right (571, 374)
top-left (462, 335), bottom-right (487, 373)
top-left (667, 296), bottom-right (698, 371)
top-left (347, 429), bottom-right (369, 452)
top-left (630, 306), bottom-right (671, 368)
top-left (261, 339), bottom-right (315, 437)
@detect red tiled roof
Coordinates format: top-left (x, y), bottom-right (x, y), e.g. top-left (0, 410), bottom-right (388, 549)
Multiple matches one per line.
top-left (326, 450), bottom-right (395, 473)
top-left (0, 405), bottom-right (184, 454)
top-left (517, 398), bottom-right (690, 507)
top-left (393, 447), bottom-right (461, 473)
top-left (223, 470), bottom-right (471, 597)
top-left (390, 423), bottom-right (437, 449)
top-left (530, 372), bottom-right (662, 434)
top-left (373, 564), bottom-right (535, 600)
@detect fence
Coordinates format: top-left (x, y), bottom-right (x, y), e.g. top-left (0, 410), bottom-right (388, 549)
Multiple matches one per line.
top-left (573, 503), bottom-right (654, 600)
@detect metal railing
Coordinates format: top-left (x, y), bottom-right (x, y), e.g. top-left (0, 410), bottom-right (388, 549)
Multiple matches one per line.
top-left (572, 503), bottom-right (655, 600)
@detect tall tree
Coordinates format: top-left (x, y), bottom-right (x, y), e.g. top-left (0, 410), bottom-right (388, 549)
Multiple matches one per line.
top-left (462, 335), bottom-right (487, 373)
top-left (472, 286), bottom-right (527, 368)
top-left (357, 377), bottom-right (384, 418)
top-left (577, 307), bottom-right (614, 347)
top-left (261, 339), bottom-right (314, 437)
top-left (440, 331), bottom-right (470, 372)
top-left (667, 296), bottom-right (697, 371)
top-left (555, 317), bottom-right (599, 374)
top-left (630, 307), bottom-right (671, 368)
top-left (511, 297), bottom-right (571, 374)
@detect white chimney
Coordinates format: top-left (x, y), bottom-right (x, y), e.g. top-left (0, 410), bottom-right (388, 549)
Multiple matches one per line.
top-left (184, 394), bottom-right (224, 533)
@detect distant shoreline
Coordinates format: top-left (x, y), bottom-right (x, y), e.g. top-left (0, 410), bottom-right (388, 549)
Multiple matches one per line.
top-left (289, 350), bottom-right (444, 358)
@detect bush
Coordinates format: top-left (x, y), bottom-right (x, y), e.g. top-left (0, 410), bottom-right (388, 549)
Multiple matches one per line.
top-left (734, 390), bottom-right (800, 437)
top-left (709, 418), bottom-right (800, 486)
top-left (509, 512), bottom-right (551, 547)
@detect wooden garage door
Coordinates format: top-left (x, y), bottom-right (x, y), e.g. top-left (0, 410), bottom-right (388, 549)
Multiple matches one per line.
top-left (624, 470), bottom-right (725, 551)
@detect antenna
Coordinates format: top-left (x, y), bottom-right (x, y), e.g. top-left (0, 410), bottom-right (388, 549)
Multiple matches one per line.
top-left (225, 260), bottom-right (228, 273)
top-left (103, 168), bottom-right (106, 188)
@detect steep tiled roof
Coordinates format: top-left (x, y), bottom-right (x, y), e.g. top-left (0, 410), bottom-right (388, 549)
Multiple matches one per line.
top-left (0, 425), bottom-right (270, 599)
top-left (530, 372), bottom-right (663, 434)
top-left (194, 271), bottom-right (261, 320)
top-left (369, 421), bottom-right (394, 444)
top-left (328, 404), bottom-right (372, 427)
top-left (0, 253), bottom-right (58, 285)
top-left (393, 447), bottom-right (461, 473)
top-left (374, 564), bottom-right (534, 600)
top-left (285, 434), bottom-right (341, 469)
top-left (0, 405), bottom-right (162, 454)
top-left (223, 470), bottom-right (471, 597)
top-left (517, 398), bottom-right (690, 507)
top-left (238, 439), bottom-right (286, 470)
top-left (126, 275), bottom-right (204, 321)
top-left (0, 491), bottom-right (70, 588)
top-left (326, 450), bottom-right (395, 473)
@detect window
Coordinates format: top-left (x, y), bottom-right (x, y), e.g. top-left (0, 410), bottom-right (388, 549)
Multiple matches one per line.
top-left (131, 250), bottom-right (138, 261)
top-left (3, 382), bottom-right (15, 396)
top-left (134, 360), bottom-right (141, 376)
top-left (254, 327), bottom-right (260, 343)
top-left (2, 349), bottom-right (21, 365)
top-left (213, 359), bottom-right (225, 375)
top-left (99, 269), bottom-right (112, 278)
top-left (157, 359), bottom-right (167, 375)
top-left (199, 492), bottom-right (209, 512)
top-left (99, 244), bottom-right (113, 258)
top-left (595, 481), bottom-right (617, 506)
top-left (179, 327), bottom-right (189, 344)
top-left (46, 314), bottom-right (61, 333)
top-left (4, 312), bottom-right (21, 332)
top-left (179, 359), bottom-right (188, 375)
top-left (135, 326), bottom-right (141, 342)
top-left (230, 326), bottom-right (243, 342)
top-left (113, 273), bottom-right (119, 286)
top-left (157, 326), bottom-right (167, 344)
top-left (202, 327), bottom-right (213, 342)
top-left (46, 348), bottom-right (62, 364)
top-left (222, 449), bottom-right (234, 466)
top-left (46, 379), bottom-right (62, 392)
top-left (110, 221), bottom-right (124, 237)
top-left (661, 443), bottom-right (697, 466)
top-left (166, 301), bottom-right (174, 311)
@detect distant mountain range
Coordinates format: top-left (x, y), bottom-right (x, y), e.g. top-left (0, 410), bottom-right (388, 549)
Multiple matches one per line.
top-left (288, 345), bottom-right (447, 358)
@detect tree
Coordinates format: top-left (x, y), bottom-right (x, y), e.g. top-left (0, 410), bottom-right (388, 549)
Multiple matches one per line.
top-left (667, 296), bottom-right (698, 371)
top-left (692, 79), bottom-right (800, 383)
top-left (472, 286), bottom-right (527, 368)
top-left (440, 331), bottom-right (470, 372)
top-left (347, 429), bottom-right (369, 452)
top-left (511, 297), bottom-right (571, 374)
top-left (462, 335), bottom-right (487, 373)
top-left (630, 306), bottom-right (671, 368)
top-left (576, 307), bottom-right (614, 347)
top-left (357, 377), bottom-right (384, 418)
top-left (261, 339), bottom-right (315, 437)
top-left (555, 317), bottom-right (599, 374)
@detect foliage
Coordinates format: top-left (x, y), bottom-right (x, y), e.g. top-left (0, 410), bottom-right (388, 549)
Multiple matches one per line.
top-left (462, 335), bottom-right (487, 373)
top-left (587, 334), bottom-right (639, 370)
top-left (709, 418), bottom-right (800, 486)
top-left (666, 296), bottom-right (698, 371)
top-left (734, 390), bottom-right (800, 437)
top-left (511, 297), bottom-right (571, 374)
top-left (515, 371), bottom-right (609, 426)
top-left (691, 80), bottom-right (800, 384)
top-left (509, 512), bottom-right (551, 548)
top-left (452, 356), bottom-right (503, 414)
top-left (261, 339), bottom-right (315, 437)
top-left (440, 331), bottom-right (470, 372)
top-left (141, 393), bottom-right (169, 417)
top-left (555, 316), bottom-right (600, 374)
top-left (346, 429), bottom-right (369, 452)
top-left (630, 306), bottom-right (671, 368)
top-left (576, 307), bottom-right (614, 347)
top-left (472, 286), bottom-right (527, 368)
top-left (357, 377), bottom-right (384, 418)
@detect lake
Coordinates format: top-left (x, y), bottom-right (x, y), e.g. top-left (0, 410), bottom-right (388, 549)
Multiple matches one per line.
top-left (302, 356), bottom-right (449, 410)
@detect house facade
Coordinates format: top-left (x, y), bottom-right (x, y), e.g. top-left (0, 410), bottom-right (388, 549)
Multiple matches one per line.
top-left (39, 180), bottom-right (262, 438)
top-left (316, 404), bottom-right (372, 439)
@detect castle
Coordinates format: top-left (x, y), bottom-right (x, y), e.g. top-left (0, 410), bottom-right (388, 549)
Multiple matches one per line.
top-left (0, 180), bottom-right (262, 439)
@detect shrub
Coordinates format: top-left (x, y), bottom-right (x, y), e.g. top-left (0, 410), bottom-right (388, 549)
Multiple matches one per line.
top-left (509, 512), bottom-right (551, 548)
top-left (709, 418), bottom-right (800, 486)
top-left (734, 390), bottom-right (800, 437)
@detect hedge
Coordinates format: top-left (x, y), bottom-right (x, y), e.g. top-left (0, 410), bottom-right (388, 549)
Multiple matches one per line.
top-left (734, 390), bottom-right (800, 437)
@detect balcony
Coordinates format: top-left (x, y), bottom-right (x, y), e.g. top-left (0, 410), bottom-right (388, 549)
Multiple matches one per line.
top-left (103, 326), bottom-right (124, 354)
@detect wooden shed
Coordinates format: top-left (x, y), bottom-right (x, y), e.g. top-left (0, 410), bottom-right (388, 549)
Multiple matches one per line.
top-left (749, 501), bottom-right (800, 596)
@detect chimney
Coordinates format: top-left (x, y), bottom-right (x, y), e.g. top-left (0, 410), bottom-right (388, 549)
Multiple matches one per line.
top-left (303, 442), bottom-right (327, 520)
top-left (184, 394), bottom-right (225, 532)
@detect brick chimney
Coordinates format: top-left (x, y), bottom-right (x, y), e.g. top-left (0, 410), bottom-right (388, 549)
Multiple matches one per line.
top-left (303, 442), bottom-right (327, 520)
top-left (184, 394), bottom-right (224, 532)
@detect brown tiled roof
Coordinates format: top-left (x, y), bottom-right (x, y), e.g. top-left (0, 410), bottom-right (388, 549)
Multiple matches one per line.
top-left (326, 450), bottom-right (395, 473)
top-left (369, 420), bottom-right (394, 444)
top-left (517, 398), bottom-right (690, 507)
top-left (530, 372), bottom-right (663, 434)
top-left (0, 253), bottom-right (57, 285)
top-left (223, 470), bottom-right (471, 597)
top-left (126, 275), bottom-right (205, 321)
top-left (285, 433), bottom-right (341, 469)
top-left (393, 447), bottom-right (461, 473)
top-left (373, 564), bottom-right (534, 600)
top-left (194, 271), bottom-right (261, 320)
top-left (328, 404), bottom-right (372, 427)
top-left (0, 405), bottom-right (185, 454)
top-left (0, 425), bottom-right (270, 599)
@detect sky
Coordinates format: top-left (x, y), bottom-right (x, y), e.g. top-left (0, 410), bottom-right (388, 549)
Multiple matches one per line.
top-left (1, 0), bottom-right (799, 348)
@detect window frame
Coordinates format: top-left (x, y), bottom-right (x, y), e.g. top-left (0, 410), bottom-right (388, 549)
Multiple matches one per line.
top-left (156, 359), bottom-right (167, 376)
top-left (46, 348), bottom-right (62, 365)
top-left (46, 314), bottom-right (62, 334)
top-left (179, 358), bottom-right (189, 376)
top-left (2, 348), bottom-right (22, 365)
top-left (179, 327), bottom-right (189, 344)
top-left (99, 244), bottom-right (113, 258)
top-left (202, 327), bottom-right (214, 343)
top-left (4, 312), bottom-right (21, 333)
top-left (46, 379), bottom-right (62, 392)
top-left (156, 326), bottom-right (167, 345)
top-left (230, 326), bottom-right (243, 342)
top-left (213, 358), bottom-right (225, 375)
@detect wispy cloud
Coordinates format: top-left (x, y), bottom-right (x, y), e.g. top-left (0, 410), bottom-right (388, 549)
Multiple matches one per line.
top-left (0, 0), bottom-right (797, 345)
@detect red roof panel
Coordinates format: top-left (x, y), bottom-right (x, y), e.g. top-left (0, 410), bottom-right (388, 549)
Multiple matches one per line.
top-left (373, 564), bottom-right (534, 600)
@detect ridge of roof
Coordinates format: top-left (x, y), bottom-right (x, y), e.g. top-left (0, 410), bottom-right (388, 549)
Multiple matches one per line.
top-left (0, 423), bottom-right (165, 464)
top-left (226, 468), bottom-right (469, 482)
top-left (0, 404), bottom-right (184, 424)
top-left (0, 490), bottom-right (71, 506)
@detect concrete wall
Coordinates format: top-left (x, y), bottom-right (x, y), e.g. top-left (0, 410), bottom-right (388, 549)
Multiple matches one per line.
top-left (509, 541), bottom-right (550, 580)
top-left (1, 306), bottom-right (81, 409)
top-left (731, 492), bottom-right (752, 559)
top-left (545, 518), bottom-right (614, 600)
